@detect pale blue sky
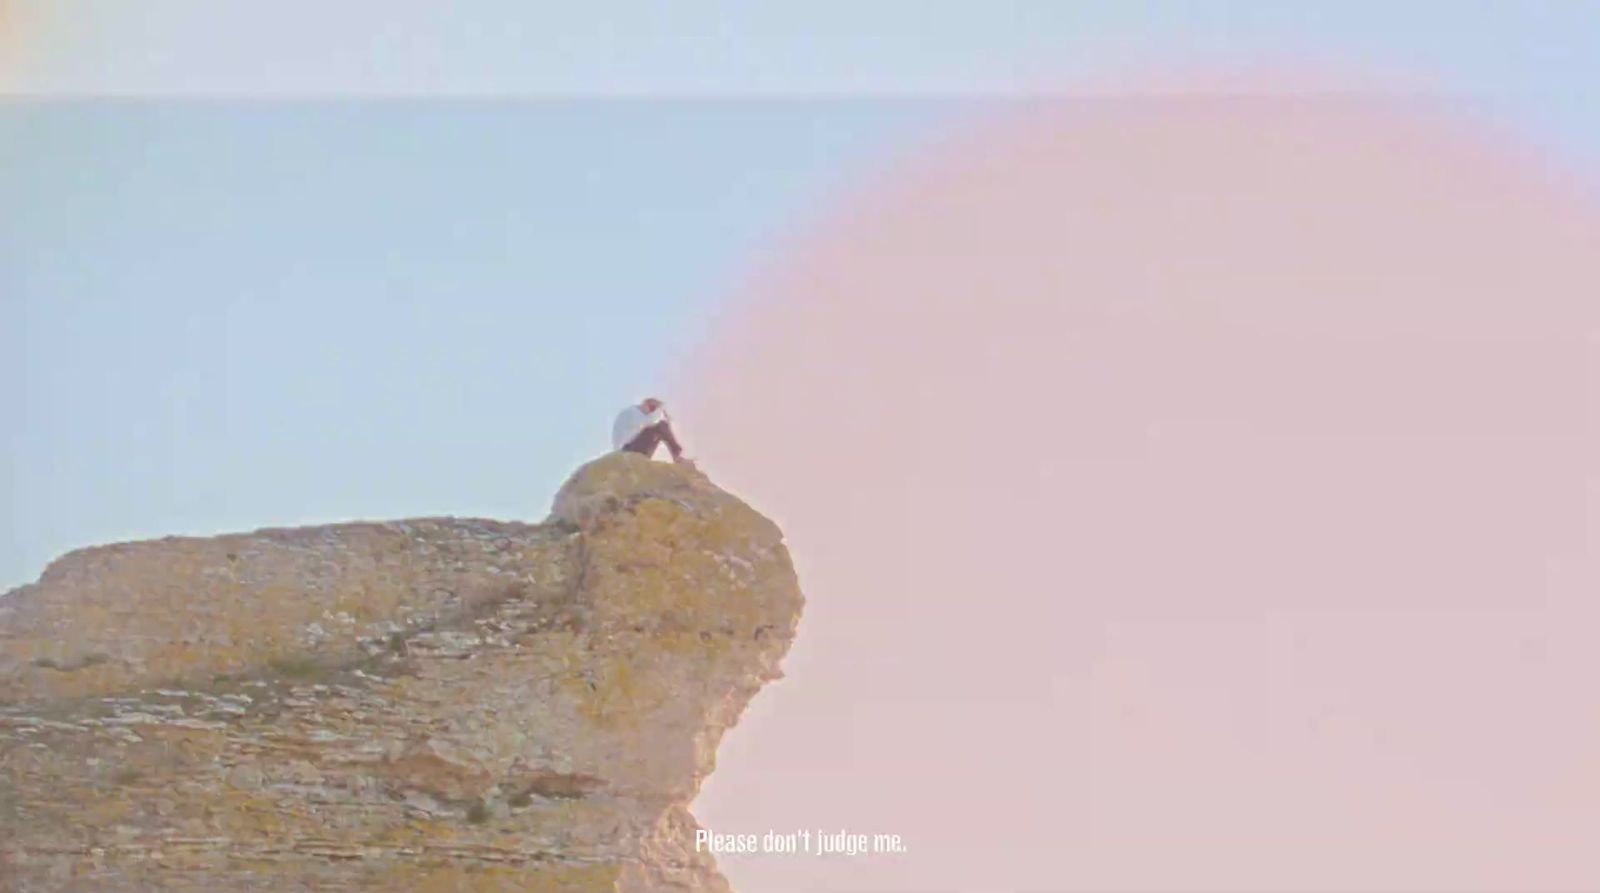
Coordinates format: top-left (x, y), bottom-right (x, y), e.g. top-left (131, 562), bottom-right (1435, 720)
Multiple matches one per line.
top-left (1, 100), bottom-right (941, 589)
top-left (7, 2), bottom-right (1600, 102)
top-left (4, 3), bottom-right (1600, 589)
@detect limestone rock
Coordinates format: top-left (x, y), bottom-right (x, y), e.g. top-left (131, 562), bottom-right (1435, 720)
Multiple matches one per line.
top-left (0, 452), bottom-right (803, 892)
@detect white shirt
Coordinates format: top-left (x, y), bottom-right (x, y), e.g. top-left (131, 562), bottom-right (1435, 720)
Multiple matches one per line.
top-left (612, 404), bottom-right (669, 450)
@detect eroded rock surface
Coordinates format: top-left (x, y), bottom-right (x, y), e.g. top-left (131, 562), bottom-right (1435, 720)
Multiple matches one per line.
top-left (0, 452), bottom-right (802, 892)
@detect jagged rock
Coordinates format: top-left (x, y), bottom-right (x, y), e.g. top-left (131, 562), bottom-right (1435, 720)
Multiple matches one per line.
top-left (0, 452), bottom-right (803, 892)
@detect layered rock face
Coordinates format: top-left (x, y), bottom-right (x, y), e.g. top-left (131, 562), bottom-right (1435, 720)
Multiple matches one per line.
top-left (0, 453), bottom-right (802, 892)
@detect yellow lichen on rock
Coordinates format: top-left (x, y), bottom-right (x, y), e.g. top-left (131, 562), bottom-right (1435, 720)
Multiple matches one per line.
top-left (0, 452), bottom-right (802, 892)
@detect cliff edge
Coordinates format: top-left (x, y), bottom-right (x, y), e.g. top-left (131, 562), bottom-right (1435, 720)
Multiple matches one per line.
top-left (0, 452), bottom-right (803, 892)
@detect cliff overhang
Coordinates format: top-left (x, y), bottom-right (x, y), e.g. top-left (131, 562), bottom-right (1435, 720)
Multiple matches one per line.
top-left (0, 452), bottom-right (802, 892)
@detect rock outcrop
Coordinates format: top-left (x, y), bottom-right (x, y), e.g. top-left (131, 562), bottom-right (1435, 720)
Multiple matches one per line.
top-left (0, 452), bottom-right (802, 892)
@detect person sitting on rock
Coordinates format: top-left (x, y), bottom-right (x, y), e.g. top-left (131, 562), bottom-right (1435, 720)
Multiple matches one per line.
top-left (613, 397), bottom-right (695, 468)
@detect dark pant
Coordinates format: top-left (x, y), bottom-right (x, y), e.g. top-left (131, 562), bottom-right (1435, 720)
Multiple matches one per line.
top-left (621, 421), bottom-right (681, 459)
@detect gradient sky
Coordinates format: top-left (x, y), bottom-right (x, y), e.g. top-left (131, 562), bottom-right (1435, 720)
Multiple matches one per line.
top-left (5, 6), bottom-right (1600, 892)
top-left (5, 3), bottom-right (1600, 589)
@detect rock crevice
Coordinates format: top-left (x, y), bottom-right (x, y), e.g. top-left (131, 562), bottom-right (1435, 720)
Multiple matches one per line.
top-left (0, 453), bottom-right (802, 892)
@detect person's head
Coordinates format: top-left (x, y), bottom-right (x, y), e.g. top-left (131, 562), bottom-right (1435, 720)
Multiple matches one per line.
top-left (640, 397), bottom-right (663, 413)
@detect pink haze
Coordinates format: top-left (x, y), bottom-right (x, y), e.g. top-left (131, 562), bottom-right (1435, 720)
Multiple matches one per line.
top-left (675, 92), bottom-right (1600, 892)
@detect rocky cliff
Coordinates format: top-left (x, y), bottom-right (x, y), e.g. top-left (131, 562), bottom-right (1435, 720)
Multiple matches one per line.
top-left (0, 452), bottom-right (803, 892)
